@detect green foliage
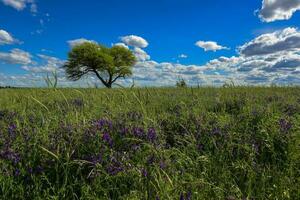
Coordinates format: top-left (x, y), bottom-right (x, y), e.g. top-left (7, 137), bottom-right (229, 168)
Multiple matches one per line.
top-left (176, 78), bottom-right (187, 88)
top-left (64, 42), bottom-right (136, 88)
top-left (0, 87), bottom-right (299, 199)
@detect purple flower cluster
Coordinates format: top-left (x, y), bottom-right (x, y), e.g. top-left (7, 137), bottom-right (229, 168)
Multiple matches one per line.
top-left (132, 127), bottom-right (145, 138)
top-left (146, 155), bottom-right (167, 170)
top-left (279, 118), bottom-right (292, 133)
top-left (0, 110), bottom-right (18, 122)
top-left (106, 157), bottom-right (124, 175)
top-left (8, 124), bottom-right (17, 137)
top-left (283, 104), bottom-right (298, 116)
top-left (88, 153), bottom-right (103, 165)
top-left (95, 119), bottom-right (113, 131)
top-left (147, 128), bottom-right (157, 143)
top-left (180, 191), bottom-right (192, 200)
top-left (0, 148), bottom-right (21, 165)
top-left (131, 127), bottom-right (158, 143)
top-left (120, 127), bottom-right (129, 136)
top-left (14, 168), bottom-right (21, 177)
top-left (102, 132), bottom-right (113, 147)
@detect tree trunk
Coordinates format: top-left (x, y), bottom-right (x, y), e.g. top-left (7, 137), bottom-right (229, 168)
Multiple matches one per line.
top-left (93, 70), bottom-right (112, 89)
top-left (107, 83), bottom-right (112, 88)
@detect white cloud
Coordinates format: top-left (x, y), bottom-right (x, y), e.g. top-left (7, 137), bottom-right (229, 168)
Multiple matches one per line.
top-left (133, 47), bottom-right (150, 61)
top-left (113, 42), bottom-right (129, 49)
top-left (203, 29), bottom-right (300, 85)
top-left (0, 29), bottom-right (19, 45)
top-left (239, 27), bottom-right (300, 56)
top-left (67, 38), bottom-right (97, 48)
top-left (121, 35), bottom-right (148, 48)
top-left (30, 1), bottom-right (37, 13)
top-left (21, 54), bottom-right (65, 73)
top-left (1, 0), bottom-right (37, 13)
top-left (179, 54), bottom-right (188, 58)
top-left (0, 49), bottom-right (32, 64)
top-left (259, 0), bottom-right (300, 22)
top-left (195, 40), bottom-right (229, 52)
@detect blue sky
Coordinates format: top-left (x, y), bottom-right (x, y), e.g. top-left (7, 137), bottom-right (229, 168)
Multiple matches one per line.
top-left (1, 0), bottom-right (300, 87)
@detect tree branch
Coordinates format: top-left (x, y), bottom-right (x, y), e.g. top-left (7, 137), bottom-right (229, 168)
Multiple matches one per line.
top-left (111, 74), bottom-right (123, 84)
top-left (93, 70), bottom-right (109, 87)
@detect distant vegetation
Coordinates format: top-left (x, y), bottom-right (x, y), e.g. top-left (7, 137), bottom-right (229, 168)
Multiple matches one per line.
top-left (0, 86), bottom-right (17, 89)
top-left (0, 87), bottom-right (299, 199)
top-left (176, 78), bottom-right (187, 88)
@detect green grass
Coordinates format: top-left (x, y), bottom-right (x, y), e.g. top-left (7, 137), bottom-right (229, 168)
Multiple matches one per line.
top-left (0, 87), bottom-right (299, 199)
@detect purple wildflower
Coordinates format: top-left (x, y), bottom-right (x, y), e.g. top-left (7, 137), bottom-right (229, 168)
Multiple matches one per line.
top-left (120, 127), bottom-right (129, 136)
top-left (107, 165), bottom-right (123, 175)
top-left (186, 191), bottom-right (192, 200)
top-left (179, 192), bottom-right (192, 200)
top-left (147, 154), bottom-right (155, 165)
top-left (132, 127), bottom-right (145, 138)
top-left (159, 160), bottom-right (167, 169)
top-left (0, 149), bottom-right (21, 164)
top-left (279, 118), bottom-right (292, 133)
top-left (141, 168), bottom-right (148, 177)
top-left (147, 128), bottom-right (157, 143)
top-left (102, 132), bottom-right (113, 147)
top-left (88, 153), bottom-right (103, 165)
top-left (14, 168), bottom-right (21, 177)
top-left (106, 158), bottom-right (124, 175)
top-left (95, 119), bottom-right (113, 131)
top-left (180, 193), bottom-right (185, 200)
top-left (284, 104), bottom-right (298, 116)
top-left (8, 124), bottom-right (17, 137)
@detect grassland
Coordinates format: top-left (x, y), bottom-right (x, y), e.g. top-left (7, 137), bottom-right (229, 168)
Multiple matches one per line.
top-left (0, 87), bottom-right (299, 199)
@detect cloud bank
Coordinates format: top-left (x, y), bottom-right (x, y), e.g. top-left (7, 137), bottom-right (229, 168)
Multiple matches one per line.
top-left (259, 0), bottom-right (300, 22)
top-left (2, 29), bottom-right (300, 87)
top-left (1, 0), bottom-right (37, 13)
top-left (0, 49), bottom-right (32, 64)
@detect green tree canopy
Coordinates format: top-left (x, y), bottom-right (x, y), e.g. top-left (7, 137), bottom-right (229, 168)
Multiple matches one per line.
top-left (63, 42), bottom-right (136, 88)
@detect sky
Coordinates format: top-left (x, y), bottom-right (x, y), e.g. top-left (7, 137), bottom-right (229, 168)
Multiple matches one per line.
top-left (1, 0), bottom-right (300, 87)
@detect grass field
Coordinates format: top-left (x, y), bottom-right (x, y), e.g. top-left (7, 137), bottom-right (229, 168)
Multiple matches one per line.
top-left (0, 87), bottom-right (299, 199)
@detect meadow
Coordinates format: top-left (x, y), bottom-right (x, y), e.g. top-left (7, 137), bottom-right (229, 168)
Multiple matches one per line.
top-left (0, 87), bottom-right (299, 200)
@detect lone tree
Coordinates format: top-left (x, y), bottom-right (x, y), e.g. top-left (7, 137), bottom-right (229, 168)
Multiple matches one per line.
top-left (176, 78), bottom-right (187, 88)
top-left (63, 42), bottom-right (136, 88)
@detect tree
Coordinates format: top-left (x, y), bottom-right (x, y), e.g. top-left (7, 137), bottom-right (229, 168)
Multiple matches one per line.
top-left (63, 42), bottom-right (136, 88)
top-left (176, 78), bottom-right (187, 88)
